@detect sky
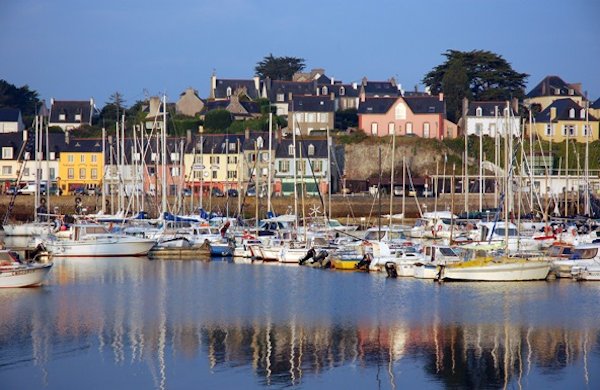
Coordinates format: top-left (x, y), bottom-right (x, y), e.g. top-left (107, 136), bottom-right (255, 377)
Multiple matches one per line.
top-left (1, 0), bottom-right (599, 107)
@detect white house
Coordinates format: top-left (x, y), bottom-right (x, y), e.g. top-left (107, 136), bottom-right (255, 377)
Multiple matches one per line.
top-left (462, 100), bottom-right (521, 137)
top-left (0, 108), bottom-right (25, 133)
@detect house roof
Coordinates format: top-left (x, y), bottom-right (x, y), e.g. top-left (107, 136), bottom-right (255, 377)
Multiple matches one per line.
top-left (357, 98), bottom-right (397, 114)
top-left (290, 96), bottom-right (334, 113)
top-left (202, 99), bottom-right (261, 116)
top-left (404, 96), bottom-right (445, 114)
top-left (213, 79), bottom-right (259, 100)
top-left (316, 83), bottom-right (359, 98)
top-left (362, 81), bottom-right (400, 96)
top-left (268, 80), bottom-right (316, 102)
top-left (274, 138), bottom-right (328, 159)
top-left (526, 75), bottom-right (582, 99)
top-left (0, 108), bottom-right (22, 122)
top-left (466, 101), bottom-right (507, 116)
top-left (49, 100), bottom-right (95, 124)
top-left (591, 97), bottom-right (600, 109)
top-left (534, 98), bottom-right (598, 123)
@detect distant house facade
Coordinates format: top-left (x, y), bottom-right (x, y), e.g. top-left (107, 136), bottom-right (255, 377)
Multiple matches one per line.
top-left (0, 108), bottom-right (25, 133)
top-left (176, 88), bottom-right (204, 117)
top-left (288, 96), bottom-right (335, 135)
top-left (529, 98), bottom-right (598, 143)
top-left (49, 99), bottom-right (97, 131)
top-left (209, 75), bottom-right (261, 101)
top-left (462, 100), bottom-right (521, 137)
top-left (525, 76), bottom-right (585, 111)
top-left (357, 94), bottom-right (456, 139)
top-left (359, 78), bottom-right (402, 99)
top-left (263, 79), bottom-right (316, 116)
top-left (58, 137), bottom-right (104, 195)
top-left (274, 139), bottom-right (331, 196)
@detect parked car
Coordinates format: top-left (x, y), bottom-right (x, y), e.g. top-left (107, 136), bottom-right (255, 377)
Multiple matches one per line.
top-left (246, 185), bottom-right (266, 198)
top-left (182, 188), bottom-right (192, 197)
top-left (6, 186), bottom-right (19, 195)
top-left (211, 188), bottom-right (225, 197)
top-left (73, 188), bottom-right (86, 196)
top-left (227, 189), bottom-right (238, 197)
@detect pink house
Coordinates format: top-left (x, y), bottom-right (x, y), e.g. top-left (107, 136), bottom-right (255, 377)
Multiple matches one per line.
top-left (357, 94), bottom-right (457, 139)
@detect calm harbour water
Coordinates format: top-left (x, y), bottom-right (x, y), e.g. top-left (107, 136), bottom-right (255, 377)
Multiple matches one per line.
top-left (1, 254), bottom-right (600, 390)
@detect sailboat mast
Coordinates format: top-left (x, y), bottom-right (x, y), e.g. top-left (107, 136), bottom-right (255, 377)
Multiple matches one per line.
top-left (102, 127), bottom-right (106, 213)
top-left (161, 94), bottom-right (167, 217)
top-left (292, 112), bottom-right (298, 231)
top-left (268, 113), bottom-right (273, 213)
top-left (389, 127), bottom-right (396, 227)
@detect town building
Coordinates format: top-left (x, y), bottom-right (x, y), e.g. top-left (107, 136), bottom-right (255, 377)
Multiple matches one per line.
top-left (176, 88), bottom-right (204, 117)
top-left (0, 108), bottom-right (25, 133)
top-left (529, 98), bottom-right (598, 143)
top-left (288, 95), bottom-right (335, 135)
top-left (461, 99), bottom-right (521, 137)
top-left (49, 98), bottom-right (98, 131)
top-left (525, 76), bottom-right (585, 111)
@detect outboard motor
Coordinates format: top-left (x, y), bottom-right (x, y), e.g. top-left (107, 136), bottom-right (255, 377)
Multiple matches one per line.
top-left (299, 248), bottom-right (316, 265)
top-left (355, 253), bottom-right (372, 272)
top-left (384, 262), bottom-right (398, 278)
top-left (314, 250), bottom-right (330, 268)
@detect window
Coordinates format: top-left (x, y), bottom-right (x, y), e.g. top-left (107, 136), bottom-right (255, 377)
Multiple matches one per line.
top-left (210, 156), bottom-right (220, 164)
top-left (475, 123), bottom-right (483, 136)
top-left (256, 137), bottom-right (264, 149)
top-left (2, 166), bottom-right (12, 175)
top-left (79, 168), bottom-right (86, 179)
top-left (212, 171), bottom-right (218, 179)
top-left (148, 166), bottom-right (156, 176)
top-left (569, 108), bottom-right (575, 118)
top-left (23, 168), bottom-right (30, 176)
top-left (583, 125), bottom-right (590, 136)
top-left (23, 152), bottom-right (30, 160)
top-left (260, 152), bottom-right (268, 162)
top-left (228, 156), bottom-right (238, 164)
top-left (308, 144), bottom-right (315, 156)
top-left (229, 142), bottom-right (236, 151)
top-left (80, 155), bottom-right (85, 163)
top-left (194, 155), bottom-right (202, 164)
top-left (476, 107), bottom-right (482, 117)
top-left (68, 168), bottom-right (74, 179)
top-left (226, 87), bottom-right (232, 97)
top-left (277, 93), bottom-right (284, 102)
top-left (171, 167), bottom-right (180, 177)
top-left (322, 86), bottom-right (328, 95)
top-left (49, 168), bottom-right (56, 180)
top-left (193, 171), bottom-right (201, 179)
top-left (2, 147), bottom-right (13, 159)
top-left (568, 125), bottom-right (576, 136)
top-left (313, 160), bottom-right (323, 173)
top-left (581, 109), bottom-right (586, 119)
top-left (371, 122), bottom-right (378, 135)
top-left (75, 114), bottom-right (81, 121)
top-left (50, 152), bottom-right (56, 160)
top-left (91, 155), bottom-right (97, 163)
top-left (91, 168), bottom-right (97, 180)
top-left (340, 86), bottom-right (345, 96)
top-left (59, 113), bottom-right (66, 121)
top-left (248, 153), bottom-right (256, 162)
top-left (394, 103), bottom-right (406, 120)
top-left (424, 122), bottom-right (431, 138)
top-left (296, 160), bottom-right (304, 174)
top-left (227, 170), bottom-right (237, 179)
top-left (171, 152), bottom-right (180, 162)
top-left (406, 122), bottom-right (413, 134)
top-left (279, 160), bottom-right (290, 173)
top-left (307, 113), bottom-right (316, 122)
top-left (545, 124), bottom-right (553, 136)
top-left (68, 154), bottom-right (74, 163)
top-left (151, 153), bottom-right (157, 162)
top-left (288, 145), bottom-right (295, 156)
top-left (388, 122), bottom-right (395, 135)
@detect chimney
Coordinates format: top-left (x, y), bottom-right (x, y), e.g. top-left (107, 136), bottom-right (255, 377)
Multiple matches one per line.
top-left (253, 76), bottom-right (260, 93)
top-left (550, 107), bottom-right (557, 121)
top-left (352, 82), bottom-right (357, 89)
top-left (50, 97), bottom-right (55, 107)
top-left (360, 92), bottom-right (366, 103)
top-left (331, 77), bottom-right (335, 85)
top-left (65, 130), bottom-right (70, 145)
top-left (330, 92), bottom-right (335, 101)
top-left (288, 92), bottom-right (293, 101)
top-left (439, 92), bottom-right (444, 102)
top-left (186, 129), bottom-right (192, 144)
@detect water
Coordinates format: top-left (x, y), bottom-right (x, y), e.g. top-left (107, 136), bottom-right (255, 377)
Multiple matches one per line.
top-left (1, 256), bottom-right (600, 389)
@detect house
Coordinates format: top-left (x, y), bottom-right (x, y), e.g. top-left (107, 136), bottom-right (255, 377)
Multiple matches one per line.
top-left (200, 95), bottom-right (261, 121)
top-left (263, 79), bottom-right (316, 116)
top-left (525, 76), bottom-right (585, 111)
top-left (288, 96), bottom-right (335, 135)
top-left (357, 94), bottom-right (456, 139)
top-left (273, 138), bottom-right (331, 196)
top-left (292, 68), bottom-right (336, 84)
top-left (0, 132), bottom-right (28, 191)
top-left (359, 77), bottom-right (402, 99)
top-left (209, 75), bottom-right (261, 101)
top-left (176, 88), bottom-right (204, 117)
top-left (529, 98), bottom-right (598, 143)
top-left (49, 98), bottom-right (97, 131)
top-left (589, 97), bottom-right (600, 119)
top-left (461, 99), bottom-right (521, 137)
top-left (315, 83), bottom-right (360, 111)
top-left (57, 136), bottom-right (104, 195)
top-left (0, 108), bottom-right (25, 133)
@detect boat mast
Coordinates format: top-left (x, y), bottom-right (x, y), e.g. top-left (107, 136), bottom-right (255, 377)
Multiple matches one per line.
top-left (161, 94), bottom-right (167, 218)
top-left (327, 125), bottom-right (332, 220)
top-left (292, 111), bottom-right (298, 232)
top-left (102, 127), bottom-right (106, 213)
top-left (389, 125), bottom-right (396, 228)
top-left (585, 100), bottom-right (590, 216)
top-left (268, 112), bottom-right (273, 213)
top-left (479, 119), bottom-right (483, 212)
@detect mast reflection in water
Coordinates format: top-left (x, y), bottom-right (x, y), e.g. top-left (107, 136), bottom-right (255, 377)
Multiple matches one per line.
top-left (0, 258), bottom-right (599, 389)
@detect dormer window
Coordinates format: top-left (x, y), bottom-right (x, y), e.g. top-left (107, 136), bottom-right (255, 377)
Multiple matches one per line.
top-left (554, 88), bottom-right (560, 95)
top-left (229, 142), bottom-right (236, 151)
top-left (59, 113), bottom-right (66, 121)
top-left (24, 152), bottom-right (31, 160)
top-left (75, 114), bottom-right (82, 121)
top-left (277, 93), bottom-right (284, 102)
top-left (569, 108), bottom-right (575, 118)
top-left (308, 144), bottom-right (315, 156)
top-left (256, 136), bottom-right (264, 149)
top-left (580, 109), bottom-right (586, 119)
top-left (226, 87), bottom-right (232, 97)
top-left (339, 86), bottom-right (345, 96)
top-left (475, 107), bottom-right (482, 117)
top-left (288, 145), bottom-right (295, 156)
top-left (171, 152), bottom-right (180, 162)
top-left (322, 86), bottom-right (328, 95)
top-left (568, 89), bottom-right (574, 96)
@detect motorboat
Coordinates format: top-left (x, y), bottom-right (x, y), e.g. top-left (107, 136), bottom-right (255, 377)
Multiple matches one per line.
top-left (2, 221), bottom-right (55, 237)
top-left (552, 243), bottom-right (600, 278)
top-left (0, 250), bottom-right (53, 288)
top-left (368, 242), bottom-right (425, 276)
top-left (46, 224), bottom-right (156, 257)
top-left (413, 245), bottom-right (462, 279)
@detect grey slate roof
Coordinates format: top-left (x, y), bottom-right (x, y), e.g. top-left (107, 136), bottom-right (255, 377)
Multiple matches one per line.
top-left (274, 138), bottom-right (328, 159)
top-left (362, 81), bottom-right (400, 96)
top-left (466, 101), bottom-right (506, 116)
top-left (357, 98), bottom-right (397, 114)
top-left (316, 84), bottom-right (359, 98)
top-left (214, 79), bottom-right (260, 100)
top-left (526, 76), bottom-right (582, 98)
top-left (591, 97), bottom-right (600, 109)
top-left (202, 100), bottom-right (261, 116)
top-left (404, 96), bottom-right (445, 114)
top-left (290, 96), bottom-right (334, 113)
top-left (0, 108), bottom-right (21, 122)
top-left (268, 80), bottom-right (316, 103)
top-left (534, 98), bottom-right (598, 123)
top-left (49, 100), bottom-right (95, 124)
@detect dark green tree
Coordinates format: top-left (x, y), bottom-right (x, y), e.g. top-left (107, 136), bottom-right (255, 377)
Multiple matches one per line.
top-left (423, 50), bottom-right (528, 120)
top-left (204, 109), bottom-right (233, 132)
top-left (0, 79), bottom-right (40, 126)
top-left (335, 108), bottom-right (358, 131)
top-left (255, 54), bottom-right (306, 80)
top-left (441, 58), bottom-right (471, 122)
top-left (101, 91), bottom-right (127, 125)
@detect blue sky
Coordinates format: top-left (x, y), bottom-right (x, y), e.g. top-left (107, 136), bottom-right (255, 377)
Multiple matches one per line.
top-left (1, 0), bottom-right (599, 107)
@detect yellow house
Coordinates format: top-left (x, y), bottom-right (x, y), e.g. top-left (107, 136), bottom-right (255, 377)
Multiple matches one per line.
top-left (529, 98), bottom-right (598, 143)
top-left (58, 138), bottom-right (104, 194)
top-left (525, 75), bottom-right (585, 111)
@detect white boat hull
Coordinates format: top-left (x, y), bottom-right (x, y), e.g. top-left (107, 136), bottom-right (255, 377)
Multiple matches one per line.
top-left (414, 264), bottom-right (439, 279)
top-left (47, 237), bottom-right (155, 257)
top-left (440, 261), bottom-right (551, 281)
top-left (572, 265), bottom-right (600, 281)
top-left (0, 263), bottom-right (53, 287)
top-left (278, 248), bottom-right (307, 263)
top-left (3, 223), bottom-right (53, 237)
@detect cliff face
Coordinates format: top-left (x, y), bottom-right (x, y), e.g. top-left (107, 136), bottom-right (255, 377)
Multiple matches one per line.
top-left (343, 137), bottom-right (462, 179)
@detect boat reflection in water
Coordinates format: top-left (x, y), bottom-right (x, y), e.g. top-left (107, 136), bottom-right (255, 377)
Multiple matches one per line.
top-left (0, 258), bottom-right (598, 389)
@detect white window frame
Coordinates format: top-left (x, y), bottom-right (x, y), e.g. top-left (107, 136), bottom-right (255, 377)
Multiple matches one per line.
top-left (388, 122), bottom-right (395, 135)
top-left (371, 122), bottom-right (378, 135)
top-left (2, 147), bottom-right (13, 159)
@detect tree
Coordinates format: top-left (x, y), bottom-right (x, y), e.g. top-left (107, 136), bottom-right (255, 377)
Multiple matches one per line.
top-left (255, 54), bottom-right (306, 80)
top-left (204, 109), bottom-right (233, 132)
top-left (441, 58), bottom-right (471, 122)
top-left (335, 108), bottom-right (358, 131)
top-left (0, 79), bottom-right (40, 126)
top-left (423, 50), bottom-right (528, 120)
top-left (101, 91), bottom-right (127, 125)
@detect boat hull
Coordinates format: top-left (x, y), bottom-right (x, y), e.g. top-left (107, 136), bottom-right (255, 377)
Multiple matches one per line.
top-left (0, 263), bottom-right (53, 288)
top-left (47, 238), bottom-right (155, 257)
top-left (440, 261), bottom-right (551, 281)
top-left (3, 223), bottom-right (53, 237)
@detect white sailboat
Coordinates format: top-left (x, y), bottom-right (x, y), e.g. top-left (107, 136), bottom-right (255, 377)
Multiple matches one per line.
top-left (0, 250), bottom-right (53, 288)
